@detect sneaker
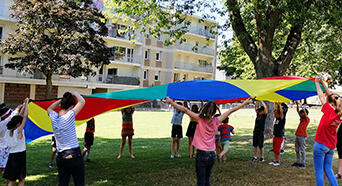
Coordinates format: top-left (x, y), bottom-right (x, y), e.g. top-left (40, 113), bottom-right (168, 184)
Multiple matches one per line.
top-left (49, 163), bottom-right (54, 169)
top-left (273, 161), bottom-right (281, 166)
top-left (170, 154), bottom-right (175, 159)
top-left (269, 149), bottom-right (273, 153)
top-left (252, 157), bottom-right (258, 162)
top-left (176, 154), bottom-right (181, 158)
top-left (268, 161), bottom-right (275, 165)
top-left (298, 164), bottom-right (306, 169)
top-left (291, 162), bottom-right (299, 167)
top-left (259, 157), bottom-right (264, 162)
top-left (280, 149), bottom-right (284, 154)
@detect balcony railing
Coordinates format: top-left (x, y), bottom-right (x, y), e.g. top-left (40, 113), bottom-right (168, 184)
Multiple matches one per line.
top-left (105, 76), bottom-right (140, 85)
top-left (174, 43), bottom-right (215, 56)
top-left (108, 55), bottom-right (141, 65)
top-left (107, 28), bottom-right (141, 43)
top-left (187, 27), bottom-right (216, 39)
top-left (174, 62), bottom-right (213, 73)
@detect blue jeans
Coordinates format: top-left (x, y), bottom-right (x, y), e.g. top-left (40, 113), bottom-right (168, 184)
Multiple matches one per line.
top-left (313, 142), bottom-right (338, 186)
top-left (195, 149), bottom-right (216, 186)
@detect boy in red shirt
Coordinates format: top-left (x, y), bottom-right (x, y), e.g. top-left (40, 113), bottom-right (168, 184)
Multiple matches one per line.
top-left (218, 117), bottom-right (235, 163)
top-left (291, 101), bottom-right (310, 168)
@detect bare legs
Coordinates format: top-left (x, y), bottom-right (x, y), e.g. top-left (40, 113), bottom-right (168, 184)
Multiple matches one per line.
top-left (118, 135), bottom-right (134, 159)
top-left (188, 137), bottom-right (195, 158)
top-left (171, 138), bottom-right (181, 156)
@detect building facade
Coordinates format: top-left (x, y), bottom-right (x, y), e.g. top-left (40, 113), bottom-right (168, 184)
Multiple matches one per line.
top-left (0, 0), bottom-right (217, 105)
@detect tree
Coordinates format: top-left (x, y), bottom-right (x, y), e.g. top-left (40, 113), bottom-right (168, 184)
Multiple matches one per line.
top-left (0, 0), bottom-right (111, 99)
top-left (101, 0), bottom-right (341, 136)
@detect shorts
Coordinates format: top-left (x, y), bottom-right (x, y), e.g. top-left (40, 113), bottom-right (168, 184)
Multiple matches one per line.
top-left (253, 131), bottom-right (264, 148)
top-left (84, 132), bottom-right (94, 149)
top-left (273, 137), bottom-right (284, 155)
top-left (51, 136), bottom-right (57, 148)
top-left (221, 141), bottom-right (230, 151)
top-left (171, 125), bottom-right (183, 138)
top-left (0, 147), bottom-right (10, 168)
top-left (186, 121), bottom-right (197, 137)
top-left (121, 133), bottom-right (134, 138)
top-left (3, 151), bottom-right (26, 181)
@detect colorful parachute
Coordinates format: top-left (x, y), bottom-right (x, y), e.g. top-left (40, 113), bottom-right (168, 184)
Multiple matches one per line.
top-left (24, 76), bottom-right (321, 142)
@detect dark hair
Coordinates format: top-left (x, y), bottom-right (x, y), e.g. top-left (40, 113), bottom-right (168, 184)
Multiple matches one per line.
top-left (7, 115), bottom-right (23, 130)
top-left (199, 102), bottom-right (218, 120)
top-left (176, 102), bottom-right (183, 106)
top-left (222, 117), bottom-right (229, 123)
top-left (191, 105), bottom-right (199, 113)
top-left (257, 106), bottom-right (265, 113)
top-left (123, 107), bottom-right (134, 115)
top-left (327, 93), bottom-right (342, 117)
top-left (0, 103), bottom-right (9, 116)
top-left (60, 92), bottom-right (76, 110)
top-left (300, 108), bottom-right (309, 115)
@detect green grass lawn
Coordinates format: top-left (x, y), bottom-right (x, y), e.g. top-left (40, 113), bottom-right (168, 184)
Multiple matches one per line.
top-left (5, 108), bottom-right (342, 185)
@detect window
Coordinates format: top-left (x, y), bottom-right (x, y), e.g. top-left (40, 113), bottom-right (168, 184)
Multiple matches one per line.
top-left (0, 27), bottom-right (3, 41)
top-left (157, 34), bottom-right (163, 41)
top-left (144, 49), bottom-right (150, 60)
top-left (143, 70), bottom-right (149, 80)
top-left (127, 48), bottom-right (134, 62)
top-left (107, 68), bottom-right (117, 83)
top-left (156, 51), bottom-right (162, 61)
top-left (173, 73), bottom-right (179, 82)
top-left (155, 71), bottom-right (161, 81)
top-left (182, 74), bottom-right (187, 81)
top-left (109, 46), bottom-right (126, 61)
top-left (199, 60), bottom-right (208, 67)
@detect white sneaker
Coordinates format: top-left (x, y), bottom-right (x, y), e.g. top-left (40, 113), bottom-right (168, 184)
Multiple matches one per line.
top-left (269, 161), bottom-right (275, 165)
top-left (176, 154), bottom-right (181, 158)
top-left (273, 161), bottom-right (281, 166)
top-left (170, 154), bottom-right (175, 159)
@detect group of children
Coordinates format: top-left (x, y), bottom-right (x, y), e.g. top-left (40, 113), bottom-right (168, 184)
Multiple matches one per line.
top-left (169, 98), bottom-right (310, 168)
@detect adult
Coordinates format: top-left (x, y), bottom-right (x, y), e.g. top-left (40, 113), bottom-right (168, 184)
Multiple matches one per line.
top-left (313, 75), bottom-right (342, 186)
top-left (166, 97), bottom-right (252, 186)
top-left (48, 91), bottom-right (86, 186)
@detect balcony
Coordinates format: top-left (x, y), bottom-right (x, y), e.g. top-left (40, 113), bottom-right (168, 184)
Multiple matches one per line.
top-left (174, 43), bottom-right (215, 56)
top-left (106, 28), bottom-right (142, 44)
top-left (104, 75), bottom-right (140, 85)
top-left (187, 27), bottom-right (216, 39)
top-left (108, 55), bottom-right (141, 66)
top-left (174, 62), bottom-right (213, 73)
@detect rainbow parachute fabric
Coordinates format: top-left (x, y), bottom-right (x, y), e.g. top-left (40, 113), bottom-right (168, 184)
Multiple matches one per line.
top-left (24, 76), bottom-right (321, 142)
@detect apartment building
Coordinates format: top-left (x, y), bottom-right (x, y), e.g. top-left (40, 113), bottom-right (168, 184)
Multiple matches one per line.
top-left (0, 0), bottom-right (217, 105)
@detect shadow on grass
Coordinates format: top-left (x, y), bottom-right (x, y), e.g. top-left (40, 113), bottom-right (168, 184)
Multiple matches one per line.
top-left (15, 126), bottom-right (325, 185)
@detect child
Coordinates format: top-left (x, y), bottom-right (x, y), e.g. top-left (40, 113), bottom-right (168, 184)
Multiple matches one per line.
top-left (313, 75), bottom-right (342, 185)
top-left (82, 118), bottom-right (95, 162)
top-left (0, 103), bottom-right (21, 176)
top-left (3, 98), bottom-right (29, 186)
top-left (186, 104), bottom-right (199, 158)
top-left (166, 97), bottom-right (252, 186)
top-left (118, 106), bottom-right (135, 159)
top-left (49, 135), bottom-right (57, 168)
top-left (218, 117), bottom-right (235, 163)
top-left (170, 102), bottom-right (186, 158)
top-left (269, 102), bottom-right (286, 166)
top-left (291, 101), bottom-right (310, 168)
top-left (252, 100), bottom-right (267, 162)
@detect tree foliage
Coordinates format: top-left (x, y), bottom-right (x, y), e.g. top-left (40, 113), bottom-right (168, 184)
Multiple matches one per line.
top-left (0, 0), bottom-right (111, 98)
top-left (219, 0), bottom-right (342, 85)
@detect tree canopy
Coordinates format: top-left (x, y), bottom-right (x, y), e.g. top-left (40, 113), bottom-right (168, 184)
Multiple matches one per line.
top-left (0, 0), bottom-right (111, 98)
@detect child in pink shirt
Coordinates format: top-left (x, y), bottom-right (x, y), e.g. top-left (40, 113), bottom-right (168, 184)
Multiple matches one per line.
top-left (166, 97), bottom-right (252, 186)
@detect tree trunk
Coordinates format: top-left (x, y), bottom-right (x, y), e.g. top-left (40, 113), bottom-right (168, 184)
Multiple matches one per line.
top-left (45, 73), bottom-right (53, 99)
top-left (263, 101), bottom-right (275, 139)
